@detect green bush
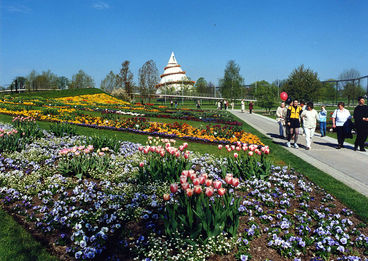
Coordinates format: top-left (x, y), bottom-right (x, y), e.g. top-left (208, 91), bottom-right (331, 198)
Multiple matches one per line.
top-left (87, 135), bottom-right (121, 152)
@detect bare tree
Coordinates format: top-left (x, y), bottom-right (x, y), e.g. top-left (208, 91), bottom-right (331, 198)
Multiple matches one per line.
top-left (339, 69), bottom-right (364, 106)
top-left (117, 61), bottom-right (134, 99)
top-left (138, 60), bottom-right (159, 102)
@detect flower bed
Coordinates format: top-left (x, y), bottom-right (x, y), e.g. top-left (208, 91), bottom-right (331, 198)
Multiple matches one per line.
top-left (0, 108), bottom-right (263, 146)
top-left (0, 121), bottom-right (367, 260)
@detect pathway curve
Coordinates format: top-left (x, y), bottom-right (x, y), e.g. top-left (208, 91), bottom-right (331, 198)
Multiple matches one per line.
top-left (231, 110), bottom-right (368, 198)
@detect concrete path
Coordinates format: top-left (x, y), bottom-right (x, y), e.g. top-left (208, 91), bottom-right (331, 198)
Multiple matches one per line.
top-left (231, 110), bottom-right (368, 198)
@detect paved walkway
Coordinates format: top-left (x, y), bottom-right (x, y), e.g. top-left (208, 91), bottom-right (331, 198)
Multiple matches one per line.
top-left (231, 110), bottom-right (368, 198)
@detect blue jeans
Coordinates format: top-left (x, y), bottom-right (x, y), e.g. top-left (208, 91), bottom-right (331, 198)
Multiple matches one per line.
top-left (320, 122), bottom-right (326, 136)
top-left (278, 121), bottom-right (284, 137)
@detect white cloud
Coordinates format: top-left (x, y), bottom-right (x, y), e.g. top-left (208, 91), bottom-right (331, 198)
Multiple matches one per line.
top-left (92, 1), bottom-right (109, 10)
top-left (6, 4), bottom-right (31, 14)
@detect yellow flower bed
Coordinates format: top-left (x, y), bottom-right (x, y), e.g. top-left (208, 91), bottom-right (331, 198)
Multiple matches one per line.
top-left (56, 93), bottom-right (129, 106)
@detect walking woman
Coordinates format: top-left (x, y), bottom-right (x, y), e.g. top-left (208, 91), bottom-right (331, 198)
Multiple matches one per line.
top-left (249, 102), bottom-right (254, 114)
top-left (318, 106), bottom-right (327, 137)
top-left (301, 102), bottom-right (319, 150)
top-left (286, 99), bottom-right (303, 148)
top-left (332, 102), bottom-right (351, 149)
top-left (276, 102), bottom-right (287, 138)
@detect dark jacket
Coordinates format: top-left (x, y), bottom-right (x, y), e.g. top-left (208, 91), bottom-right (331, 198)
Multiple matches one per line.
top-left (354, 105), bottom-right (368, 128)
top-left (343, 119), bottom-right (354, 139)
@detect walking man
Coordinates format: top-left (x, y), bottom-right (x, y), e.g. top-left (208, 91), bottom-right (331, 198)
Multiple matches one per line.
top-left (276, 102), bottom-right (287, 138)
top-left (354, 96), bottom-right (368, 152)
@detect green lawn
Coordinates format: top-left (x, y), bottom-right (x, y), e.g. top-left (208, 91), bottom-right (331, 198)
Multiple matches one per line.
top-left (0, 88), bottom-right (103, 99)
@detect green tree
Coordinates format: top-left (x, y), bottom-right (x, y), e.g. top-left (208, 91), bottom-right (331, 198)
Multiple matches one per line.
top-left (317, 80), bottom-right (337, 103)
top-left (57, 76), bottom-right (69, 90)
top-left (70, 70), bottom-right (95, 89)
top-left (100, 71), bottom-right (119, 93)
top-left (254, 80), bottom-right (277, 113)
top-left (219, 60), bottom-right (244, 99)
top-left (282, 65), bottom-right (320, 101)
top-left (138, 60), bottom-right (159, 102)
top-left (195, 77), bottom-right (209, 95)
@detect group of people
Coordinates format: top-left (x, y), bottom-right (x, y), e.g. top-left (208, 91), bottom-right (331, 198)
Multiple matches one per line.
top-left (275, 96), bottom-right (368, 151)
top-left (241, 100), bottom-right (253, 113)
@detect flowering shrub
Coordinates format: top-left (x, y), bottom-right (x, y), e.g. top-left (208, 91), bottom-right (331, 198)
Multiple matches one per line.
top-left (162, 170), bottom-right (241, 241)
top-left (11, 116), bottom-right (43, 139)
top-left (58, 145), bottom-right (111, 179)
top-left (0, 128), bottom-right (23, 152)
top-left (219, 143), bottom-right (272, 180)
top-left (137, 137), bottom-right (191, 183)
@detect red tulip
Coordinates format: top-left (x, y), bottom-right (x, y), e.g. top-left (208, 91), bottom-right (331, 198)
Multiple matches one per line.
top-left (213, 180), bottom-right (222, 189)
top-left (179, 145), bottom-right (184, 151)
top-left (184, 153), bottom-right (189, 159)
top-left (201, 173), bottom-right (208, 179)
top-left (175, 151), bottom-right (180, 158)
top-left (236, 146), bottom-right (241, 151)
top-left (248, 151), bottom-right (254, 156)
top-left (231, 145), bottom-right (235, 151)
top-left (182, 182), bottom-right (189, 190)
top-left (193, 178), bottom-right (200, 186)
top-left (205, 179), bottom-right (213, 187)
top-left (138, 146), bottom-right (144, 151)
top-left (234, 153), bottom-right (238, 158)
top-left (170, 183), bottom-right (178, 193)
top-left (163, 194), bottom-right (170, 201)
top-left (186, 188), bottom-right (193, 197)
top-left (205, 187), bottom-right (214, 197)
top-left (218, 188), bottom-right (226, 196)
top-left (180, 176), bottom-right (187, 184)
top-left (143, 149), bottom-right (149, 154)
top-left (183, 142), bottom-right (188, 149)
top-left (160, 151), bottom-right (165, 157)
top-left (264, 149), bottom-right (270, 154)
top-left (181, 170), bottom-right (189, 177)
top-left (139, 162), bottom-right (144, 168)
top-left (194, 185), bottom-right (202, 194)
top-left (199, 176), bottom-right (206, 184)
top-left (218, 145), bottom-right (223, 150)
top-left (190, 173), bottom-right (197, 181)
top-left (232, 178), bottom-right (239, 187)
top-left (243, 146), bottom-right (248, 151)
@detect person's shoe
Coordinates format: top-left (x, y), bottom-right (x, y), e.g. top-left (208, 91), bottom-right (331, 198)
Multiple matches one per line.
top-left (286, 142), bottom-right (291, 148)
top-left (360, 148), bottom-right (366, 152)
top-left (294, 143), bottom-right (299, 149)
top-left (336, 145), bottom-right (341, 149)
top-left (306, 147), bottom-right (310, 150)
top-left (353, 146), bottom-right (358, 151)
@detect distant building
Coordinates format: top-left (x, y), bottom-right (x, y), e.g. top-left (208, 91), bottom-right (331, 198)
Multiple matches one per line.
top-left (156, 52), bottom-right (194, 93)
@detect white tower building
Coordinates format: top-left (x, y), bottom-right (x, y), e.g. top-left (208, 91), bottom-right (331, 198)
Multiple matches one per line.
top-left (156, 52), bottom-right (194, 92)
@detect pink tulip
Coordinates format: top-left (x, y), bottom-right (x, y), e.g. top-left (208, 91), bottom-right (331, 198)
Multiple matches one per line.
top-left (139, 162), bottom-right (144, 168)
top-left (143, 149), bottom-right (149, 154)
top-left (189, 170), bottom-right (195, 175)
top-left (84, 149), bottom-right (90, 154)
top-left (205, 179), bottom-right (213, 187)
top-left (179, 145), bottom-right (184, 151)
top-left (248, 151), bottom-right (254, 156)
top-left (190, 173), bottom-right (196, 181)
top-left (218, 145), bottom-right (223, 150)
top-left (227, 148), bottom-right (232, 152)
top-left (234, 153), bottom-right (238, 158)
top-left (231, 145), bottom-right (235, 151)
top-left (236, 146), bottom-right (241, 151)
top-left (225, 175), bottom-right (233, 184)
top-left (75, 151), bottom-right (81, 156)
top-left (249, 145), bottom-right (255, 151)
top-left (184, 153), bottom-right (189, 159)
top-left (182, 182), bottom-right (190, 190)
top-left (213, 180), bottom-right (222, 189)
top-left (138, 146), bottom-right (144, 151)
top-left (218, 188), bottom-right (226, 196)
top-left (163, 194), bottom-right (170, 201)
top-left (225, 145), bottom-right (230, 149)
top-left (183, 143), bottom-right (188, 149)
top-left (160, 151), bottom-right (165, 157)
top-left (194, 185), bottom-right (202, 194)
top-left (205, 187), bottom-right (214, 197)
top-left (175, 151), bottom-right (180, 158)
top-left (193, 178), bottom-right (200, 186)
top-left (186, 188), bottom-right (194, 197)
top-left (243, 146), bottom-right (248, 151)
top-left (181, 170), bottom-right (189, 177)
top-left (201, 173), bottom-right (208, 179)
top-left (232, 178), bottom-right (239, 187)
top-left (170, 183), bottom-right (178, 193)
top-left (98, 152), bottom-right (105, 156)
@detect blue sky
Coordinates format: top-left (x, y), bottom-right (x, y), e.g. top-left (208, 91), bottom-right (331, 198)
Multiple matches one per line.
top-left (1, 0), bottom-right (368, 87)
